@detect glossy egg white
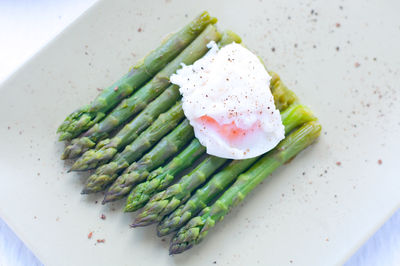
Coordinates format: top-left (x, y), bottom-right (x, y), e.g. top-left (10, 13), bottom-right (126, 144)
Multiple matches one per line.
top-left (170, 41), bottom-right (284, 159)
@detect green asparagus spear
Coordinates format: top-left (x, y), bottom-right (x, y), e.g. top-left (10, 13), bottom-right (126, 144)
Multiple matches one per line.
top-left (61, 24), bottom-right (221, 159)
top-left (131, 155), bottom-right (227, 226)
top-left (102, 119), bottom-right (195, 203)
top-left (157, 104), bottom-right (316, 236)
top-left (269, 71), bottom-right (298, 111)
top-left (124, 139), bottom-right (206, 212)
top-left (58, 11), bottom-right (217, 141)
top-left (70, 85), bottom-right (181, 171)
top-left (81, 102), bottom-right (186, 193)
top-left (169, 121), bottom-right (321, 254)
top-left (218, 30), bottom-right (242, 48)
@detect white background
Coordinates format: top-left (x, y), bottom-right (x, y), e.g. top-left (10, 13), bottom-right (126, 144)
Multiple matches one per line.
top-left (0, 1), bottom-right (399, 265)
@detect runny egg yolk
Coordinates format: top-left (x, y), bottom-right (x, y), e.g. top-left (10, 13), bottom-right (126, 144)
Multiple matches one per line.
top-left (199, 115), bottom-right (259, 144)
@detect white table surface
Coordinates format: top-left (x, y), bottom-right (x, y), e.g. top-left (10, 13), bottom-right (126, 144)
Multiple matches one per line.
top-left (0, 1), bottom-right (399, 265)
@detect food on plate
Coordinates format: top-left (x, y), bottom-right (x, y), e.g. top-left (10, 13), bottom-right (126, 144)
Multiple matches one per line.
top-left (57, 11), bottom-right (321, 254)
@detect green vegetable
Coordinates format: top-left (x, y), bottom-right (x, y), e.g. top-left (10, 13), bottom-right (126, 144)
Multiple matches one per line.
top-left (81, 102), bottom-right (186, 194)
top-left (169, 121), bottom-right (321, 254)
top-left (61, 24), bottom-right (221, 159)
top-left (131, 156), bottom-right (227, 227)
top-left (157, 104), bottom-right (316, 236)
top-left (58, 11), bottom-right (217, 141)
top-left (70, 85), bottom-right (181, 171)
top-left (269, 71), bottom-right (299, 111)
top-left (124, 139), bottom-right (206, 212)
top-left (218, 30), bottom-right (241, 48)
top-left (102, 119), bottom-right (195, 203)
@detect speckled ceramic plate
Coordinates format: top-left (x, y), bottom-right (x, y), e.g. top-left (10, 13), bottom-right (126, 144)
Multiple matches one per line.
top-left (0, 0), bottom-right (399, 265)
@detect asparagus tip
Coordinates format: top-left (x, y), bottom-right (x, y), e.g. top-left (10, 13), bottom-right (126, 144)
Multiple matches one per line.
top-left (69, 166), bottom-right (91, 172)
top-left (70, 161), bottom-right (83, 171)
top-left (61, 149), bottom-right (73, 160)
top-left (58, 134), bottom-right (68, 141)
top-left (169, 242), bottom-right (192, 255)
top-left (156, 230), bottom-right (165, 238)
top-left (123, 202), bottom-right (140, 213)
top-left (59, 130), bottom-right (74, 141)
top-left (102, 193), bottom-right (117, 204)
top-left (131, 216), bottom-right (155, 227)
top-left (130, 222), bottom-right (144, 228)
top-left (123, 205), bottom-right (135, 212)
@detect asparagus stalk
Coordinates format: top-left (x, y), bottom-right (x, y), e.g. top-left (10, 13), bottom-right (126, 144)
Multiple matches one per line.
top-left (124, 139), bottom-right (206, 212)
top-left (218, 30), bottom-right (241, 48)
top-left (169, 121), bottom-right (321, 254)
top-left (58, 11), bottom-right (217, 141)
top-left (71, 85), bottom-right (181, 171)
top-left (81, 103), bottom-right (186, 193)
top-left (157, 104), bottom-right (316, 236)
top-left (131, 155), bottom-right (227, 227)
top-left (61, 24), bottom-right (221, 159)
top-left (102, 119), bottom-right (195, 203)
top-left (269, 71), bottom-right (298, 111)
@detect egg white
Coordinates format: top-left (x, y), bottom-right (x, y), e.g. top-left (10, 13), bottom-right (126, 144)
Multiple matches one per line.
top-left (170, 41), bottom-right (284, 159)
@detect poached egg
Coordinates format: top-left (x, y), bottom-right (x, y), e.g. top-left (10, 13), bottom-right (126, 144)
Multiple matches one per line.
top-left (170, 41), bottom-right (284, 159)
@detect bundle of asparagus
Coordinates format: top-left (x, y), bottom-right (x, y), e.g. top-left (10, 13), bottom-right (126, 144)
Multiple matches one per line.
top-left (58, 11), bottom-right (321, 255)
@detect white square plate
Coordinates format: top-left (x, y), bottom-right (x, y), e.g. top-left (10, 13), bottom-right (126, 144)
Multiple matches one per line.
top-left (0, 0), bottom-right (399, 265)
